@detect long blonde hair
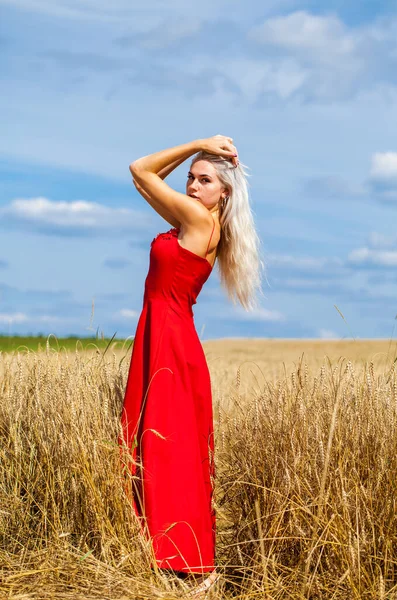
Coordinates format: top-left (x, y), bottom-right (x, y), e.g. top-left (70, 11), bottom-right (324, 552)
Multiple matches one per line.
top-left (190, 151), bottom-right (267, 312)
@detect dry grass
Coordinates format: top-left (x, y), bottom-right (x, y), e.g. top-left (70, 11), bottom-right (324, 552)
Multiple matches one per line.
top-left (1, 339), bottom-right (397, 599)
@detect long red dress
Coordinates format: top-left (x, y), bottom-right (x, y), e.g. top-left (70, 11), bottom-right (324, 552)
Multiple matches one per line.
top-left (120, 220), bottom-right (216, 575)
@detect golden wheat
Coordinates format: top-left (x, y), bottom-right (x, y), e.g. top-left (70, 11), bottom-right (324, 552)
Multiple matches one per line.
top-left (1, 340), bottom-right (397, 599)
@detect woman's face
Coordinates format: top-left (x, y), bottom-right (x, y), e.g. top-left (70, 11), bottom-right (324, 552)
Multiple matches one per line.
top-left (186, 160), bottom-right (227, 212)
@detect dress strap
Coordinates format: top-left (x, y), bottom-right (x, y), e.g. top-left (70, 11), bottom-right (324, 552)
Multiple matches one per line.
top-left (205, 217), bottom-right (216, 257)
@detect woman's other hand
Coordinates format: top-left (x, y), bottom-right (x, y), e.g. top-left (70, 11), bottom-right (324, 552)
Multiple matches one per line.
top-left (199, 135), bottom-right (239, 167)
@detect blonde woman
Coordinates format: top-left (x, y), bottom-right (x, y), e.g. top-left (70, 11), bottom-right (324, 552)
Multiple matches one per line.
top-left (120, 135), bottom-right (265, 597)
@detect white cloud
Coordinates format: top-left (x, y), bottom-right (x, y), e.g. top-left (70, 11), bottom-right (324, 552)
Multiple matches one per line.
top-left (281, 278), bottom-right (333, 289)
top-left (0, 0), bottom-right (179, 25)
top-left (116, 308), bottom-right (140, 320)
top-left (37, 315), bottom-right (65, 322)
top-left (267, 253), bottom-right (343, 272)
top-left (347, 247), bottom-right (397, 267)
top-left (121, 17), bottom-right (203, 50)
top-left (232, 306), bottom-right (286, 322)
top-left (0, 311), bottom-right (74, 325)
top-left (369, 151), bottom-right (397, 183)
top-left (303, 175), bottom-right (367, 201)
top-left (0, 0), bottom-right (241, 25)
top-left (213, 56), bottom-right (308, 103)
top-left (249, 11), bottom-right (354, 59)
top-left (366, 152), bottom-right (397, 203)
top-left (247, 11), bottom-right (397, 101)
top-left (367, 231), bottom-right (397, 249)
top-left (0, 0), bottom-right (131, 22)
top-left (0, 312), bottom-right (29, 324)
top-left (0, 197), bottom-right (151, 235)
top-left (318, 328), bottom-right (339, 339)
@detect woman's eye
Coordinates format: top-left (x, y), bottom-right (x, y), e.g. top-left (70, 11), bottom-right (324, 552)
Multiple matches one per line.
top-left (186, 175), bottom-right (210, 182)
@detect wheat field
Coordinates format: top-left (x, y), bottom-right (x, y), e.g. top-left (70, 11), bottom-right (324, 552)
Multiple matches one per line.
top-left (1, 338), bottom-right (397, 599)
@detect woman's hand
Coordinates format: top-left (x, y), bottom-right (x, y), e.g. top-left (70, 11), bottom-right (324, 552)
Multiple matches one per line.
top-left (199, 135), bottom-right (239, 167)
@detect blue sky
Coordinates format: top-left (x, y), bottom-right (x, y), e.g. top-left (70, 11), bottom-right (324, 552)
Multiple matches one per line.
top-left (2, 0), bottom-right (397, 341)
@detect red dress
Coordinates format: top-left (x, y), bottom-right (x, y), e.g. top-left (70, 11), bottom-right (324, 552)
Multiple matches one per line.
top-left (120, 220), bottom-right (216, 574)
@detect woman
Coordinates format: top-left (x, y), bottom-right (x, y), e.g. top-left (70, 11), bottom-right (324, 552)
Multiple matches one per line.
top-left (120, 135), bottom-right (265, 597)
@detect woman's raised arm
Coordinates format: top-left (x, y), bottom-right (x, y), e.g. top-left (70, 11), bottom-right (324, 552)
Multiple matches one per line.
top-left (130, 149), bottom-right (196, 229)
